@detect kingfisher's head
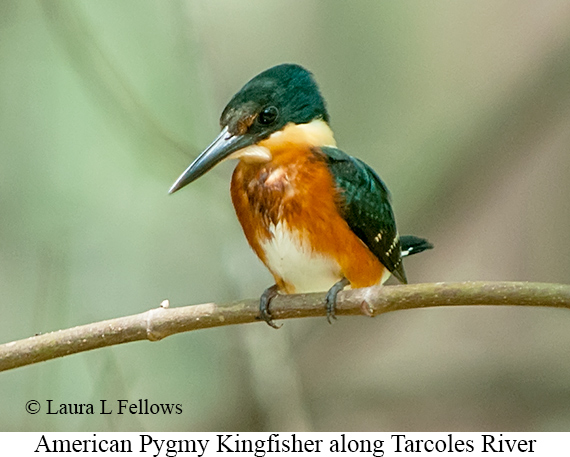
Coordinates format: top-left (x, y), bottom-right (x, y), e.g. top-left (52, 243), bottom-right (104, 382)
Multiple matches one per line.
top-left (169, 64), bottom-right (333, 194)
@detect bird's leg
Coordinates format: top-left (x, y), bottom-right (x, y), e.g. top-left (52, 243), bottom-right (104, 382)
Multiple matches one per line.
top-left (325, 277), bottom-right (350, 324)
top-left (258, 284), bottom-right (282, 329)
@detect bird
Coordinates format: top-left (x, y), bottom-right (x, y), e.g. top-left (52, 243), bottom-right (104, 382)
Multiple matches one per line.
top-left (169, 63), bottom-right (432, 327)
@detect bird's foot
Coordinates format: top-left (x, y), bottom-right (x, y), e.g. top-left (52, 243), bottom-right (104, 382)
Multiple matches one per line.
top-left (258, 284), bottom-right (282, 329)
top-left (325, 277), bottom-right (350, 324)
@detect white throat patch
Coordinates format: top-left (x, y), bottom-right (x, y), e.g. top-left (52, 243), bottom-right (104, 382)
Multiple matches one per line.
top-left (227, 144), bottom-right (272, 163)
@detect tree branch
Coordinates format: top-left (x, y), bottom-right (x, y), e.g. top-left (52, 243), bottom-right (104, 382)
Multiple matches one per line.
top-left (1, 281), bottom-right (569, 372)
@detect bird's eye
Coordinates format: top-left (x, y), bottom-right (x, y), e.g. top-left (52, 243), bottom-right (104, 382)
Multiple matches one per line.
top-left (257, 106), bottom-right (279, 125)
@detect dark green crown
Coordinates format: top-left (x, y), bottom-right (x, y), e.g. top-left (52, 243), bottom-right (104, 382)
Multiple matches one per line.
top-left (221, 64), bottom-right (329, 138)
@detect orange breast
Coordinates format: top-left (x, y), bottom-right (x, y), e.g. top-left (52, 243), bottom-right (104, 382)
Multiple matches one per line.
top-left (230, 145), bottom-right (387, 293)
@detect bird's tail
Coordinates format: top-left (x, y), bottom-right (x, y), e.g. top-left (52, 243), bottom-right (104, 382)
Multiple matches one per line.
top-left (400, 235), bottom-right (433, 258)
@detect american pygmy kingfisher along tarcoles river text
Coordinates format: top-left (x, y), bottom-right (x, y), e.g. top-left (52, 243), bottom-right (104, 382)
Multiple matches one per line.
top-left (169, 64), bottom-right (433, 327)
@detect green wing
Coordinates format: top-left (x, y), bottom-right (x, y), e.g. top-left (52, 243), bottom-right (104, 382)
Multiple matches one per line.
top-left (319, 146), bottom-right (407, 283)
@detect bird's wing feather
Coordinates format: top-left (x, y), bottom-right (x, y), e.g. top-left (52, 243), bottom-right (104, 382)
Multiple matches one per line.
top-left (319, 146), bottom-right (407, 283)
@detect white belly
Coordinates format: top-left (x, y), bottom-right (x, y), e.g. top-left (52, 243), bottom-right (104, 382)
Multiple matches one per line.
top-left (260, 222), bottom-right (343, 293)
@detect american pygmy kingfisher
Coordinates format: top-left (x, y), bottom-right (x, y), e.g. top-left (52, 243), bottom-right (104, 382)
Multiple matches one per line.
top-left (169, 64), bottom-right (432, 327)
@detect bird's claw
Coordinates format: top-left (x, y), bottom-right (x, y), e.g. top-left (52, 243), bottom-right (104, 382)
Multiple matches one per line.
top-left (325, 277), bottom-right (349, 324)
top-left (258, 284), bottom-right (282, 329)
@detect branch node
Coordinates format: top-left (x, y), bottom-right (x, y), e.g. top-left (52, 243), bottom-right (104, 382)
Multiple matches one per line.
top-left (360, 300), bottom-right (375, 317)
top-left (146, 308), bottom-right (167, 342)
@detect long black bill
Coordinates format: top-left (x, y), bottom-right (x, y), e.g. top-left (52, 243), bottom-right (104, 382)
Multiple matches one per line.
top-left (168, 126), bottom-right (254, 194)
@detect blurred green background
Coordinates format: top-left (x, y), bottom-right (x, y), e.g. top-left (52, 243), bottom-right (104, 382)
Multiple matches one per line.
top-left (1, 0), bottom-right (570, 431)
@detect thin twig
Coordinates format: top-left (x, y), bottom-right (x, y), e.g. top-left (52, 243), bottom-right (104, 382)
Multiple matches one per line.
top-left (1, 281), bottom-right (569, 372)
